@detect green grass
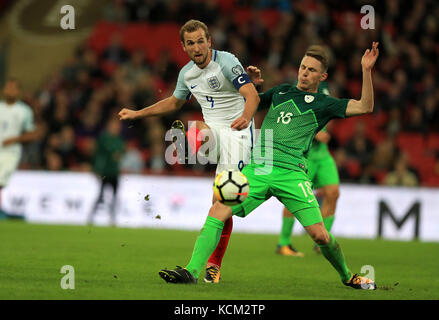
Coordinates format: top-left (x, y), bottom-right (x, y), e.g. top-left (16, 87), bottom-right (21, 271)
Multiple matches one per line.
top-left (0, 220), bottom-right (438, 300)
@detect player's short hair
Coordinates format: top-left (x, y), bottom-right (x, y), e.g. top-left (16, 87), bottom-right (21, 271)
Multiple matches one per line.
top-left (304, 45), bottom-right (329, 73)
top-left (180, 19), bottom-right (210, 43)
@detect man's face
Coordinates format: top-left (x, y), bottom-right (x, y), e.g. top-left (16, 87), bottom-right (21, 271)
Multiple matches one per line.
top-left (297, 56), bottom-right (327, 92)
top-left (3, 81), bottom-right (20, 102)
top-left (182, 28), bottom-right (211, 68)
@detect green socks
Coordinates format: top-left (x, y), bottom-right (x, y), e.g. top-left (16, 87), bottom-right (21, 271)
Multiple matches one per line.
top-left (323, 215), bottom-right (335, 232)
top-left (318, 232), bottom-right (352, 283)
top-left (278, 216), bottom-right (295, 246)
top-left (186, 216), bottom-right (224, 279)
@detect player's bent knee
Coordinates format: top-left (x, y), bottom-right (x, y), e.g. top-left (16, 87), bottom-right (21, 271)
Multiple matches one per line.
top-left (283, 207), bottom-right (294, 218)
top-left (324, 185), bottom-right (340, 201)
top-left (208, 202), bottom-right (233, 223)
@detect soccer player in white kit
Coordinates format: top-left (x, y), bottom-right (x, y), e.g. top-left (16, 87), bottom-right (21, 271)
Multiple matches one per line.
top-left (118, 20), bottom-right (260, 282)
top-left (0, 79), bottom-right (38, 216)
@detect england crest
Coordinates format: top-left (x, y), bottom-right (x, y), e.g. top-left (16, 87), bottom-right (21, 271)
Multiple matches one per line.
top-left (207, 76), bottom-right (221, 90)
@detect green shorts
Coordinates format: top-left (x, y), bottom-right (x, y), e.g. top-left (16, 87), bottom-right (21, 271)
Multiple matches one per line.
top-left (308, 155), bottom-right (339, 189)
top-left (232, 164), bottom-right (322, 227)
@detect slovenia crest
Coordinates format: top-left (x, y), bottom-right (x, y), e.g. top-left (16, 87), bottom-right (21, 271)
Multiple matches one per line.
top-left (304, 95), bottom-right (315, 103)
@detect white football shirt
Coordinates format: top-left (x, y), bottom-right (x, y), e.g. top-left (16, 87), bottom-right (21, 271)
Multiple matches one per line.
top-left (0, 100), bottom-right (35, 158)
top-left (173, 49), bottom-right (252, 127)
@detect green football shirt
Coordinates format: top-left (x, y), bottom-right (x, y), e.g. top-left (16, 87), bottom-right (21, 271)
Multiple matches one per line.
top-left (93, 132), bottom-right (125, 178)
top-left (308, 81), bottom-right (331, 160)
top-left (252, 83), bottom-right (349, 171)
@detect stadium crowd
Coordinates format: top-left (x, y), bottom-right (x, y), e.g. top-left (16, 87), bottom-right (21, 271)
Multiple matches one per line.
top-left (17, 0), bottom-right (439, 186)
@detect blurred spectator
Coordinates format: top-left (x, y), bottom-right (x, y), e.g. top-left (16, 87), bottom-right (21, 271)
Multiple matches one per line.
top-left (123, 49), bottom-right (150, 84)
top-left (132, 73), bottom-right (155, 107)
top-left (258, 0), bottom-right (292, 12)
top-left (384, 153), bottom-right (419, 187)
top-left (103, 0), bottom-right (129, 23)
top-left (152, 50), bottom-right (179, 84)
top-left (145, 117), bottom-right (166, 173)
top-left (140, 0), bottom-right (169, 23)
top-left (120, 140), bottom-right (144, 173)
top-left (369, 137), bottom-right (398, 173)
top-left (344, 121), bottom-right (374, 167)
top-left (404, 106), bottom-right (426, 134)
top-left (80, 49), bottom-right (105, 82)
top-left (47, 91), bottom-right (72, 133)
top-left (423, 95), bottom-right (439, 132)
top-left (332, 148), bottom-right (354, 182)
top-left (44, 150), bottom-right (63, 171)
top-left (386, 108), bottom-right (402, 137)
top-left (57, 126), bottom-right (77, 168)
top-left (102, 33), bottom-right (130, 65)
top-left (75, 101), bottom-right (102, 138)
top-left (75, 137), bottom-right (95, 172)
top-left (435, 153), bottom-right (439, 176)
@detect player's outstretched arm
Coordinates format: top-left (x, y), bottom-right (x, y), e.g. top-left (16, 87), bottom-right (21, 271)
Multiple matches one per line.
top-left (119, 96), bottom-right (186, 121)
top-left (2, 130), bottom-right (40, 146)
top-left (345, 42), bottom-right (379, 117)
top-left (231, 83), bottom-right (260, 130)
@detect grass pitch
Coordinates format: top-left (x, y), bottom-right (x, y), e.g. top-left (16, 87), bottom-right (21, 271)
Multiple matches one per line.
top-left (0, 220), bottom-right (438, 300)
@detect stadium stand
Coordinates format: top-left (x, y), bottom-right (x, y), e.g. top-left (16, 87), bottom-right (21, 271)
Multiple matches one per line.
top-left (6, 0), bottom-right (439, 187)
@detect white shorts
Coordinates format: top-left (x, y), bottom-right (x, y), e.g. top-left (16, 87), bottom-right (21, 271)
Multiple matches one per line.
top-left (0, 152), bottom-right (20, 187)
top-left (205, 121), bottom-right (255, 175)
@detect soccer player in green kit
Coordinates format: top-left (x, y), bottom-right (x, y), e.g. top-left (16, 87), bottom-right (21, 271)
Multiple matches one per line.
top-left (277, 80), bottom-right (340, 257)
top-left (159, 42), bottom-right (379, 290)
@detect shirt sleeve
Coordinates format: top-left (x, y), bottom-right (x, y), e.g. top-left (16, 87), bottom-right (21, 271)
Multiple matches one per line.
top-left (172, 68), bottom-right (191, 101)
top-left (22, 105), bottom-right (35, 132)
top-left (257, 86), bottom-right (278, 110)
top-left (323, 96), bottom-right (349, 119)
top-left (220, 52), bottom-right (251, 91)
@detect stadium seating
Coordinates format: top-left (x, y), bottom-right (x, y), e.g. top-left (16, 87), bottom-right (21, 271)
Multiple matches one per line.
top-left (396, 133), bottom-right (426, 166)
top-left (88, 22), bottom-right (189, 67)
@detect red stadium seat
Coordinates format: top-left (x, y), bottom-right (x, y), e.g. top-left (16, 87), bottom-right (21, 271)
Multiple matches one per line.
top-left (87, 22), bottom-right (189, 68)
top-left (396, 133), bottom-right (426, 165)
top-left (217, 0), bottom-right (234, 12)
top-left (330, 117), bottom-right (358, 146)
top-left (233, 8), bottom-right (281, 29)
top-left (426, 133), bottom-right (439, 151)
top-left (100, 61), bottom-right (118, 76)
top-left (345, 159), bottom-right (361, 178)
top-left (141, 149), bottom-right (150, 163)
top-left (374, 170), bottom-right (388, 184)
top-left (362, 113), bottom-right (387, 144)
top-left (418, 156), bottom-right (437, 180)
top-left (422, 174), bottom-right (439, 187)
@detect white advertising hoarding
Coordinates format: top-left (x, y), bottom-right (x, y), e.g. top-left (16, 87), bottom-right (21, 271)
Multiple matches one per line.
top-left (2, 171), bottom-right (438, 242)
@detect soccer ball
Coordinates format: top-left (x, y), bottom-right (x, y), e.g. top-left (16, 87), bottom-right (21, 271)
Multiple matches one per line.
top-left (213, 170), bottom-right (249, 205)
